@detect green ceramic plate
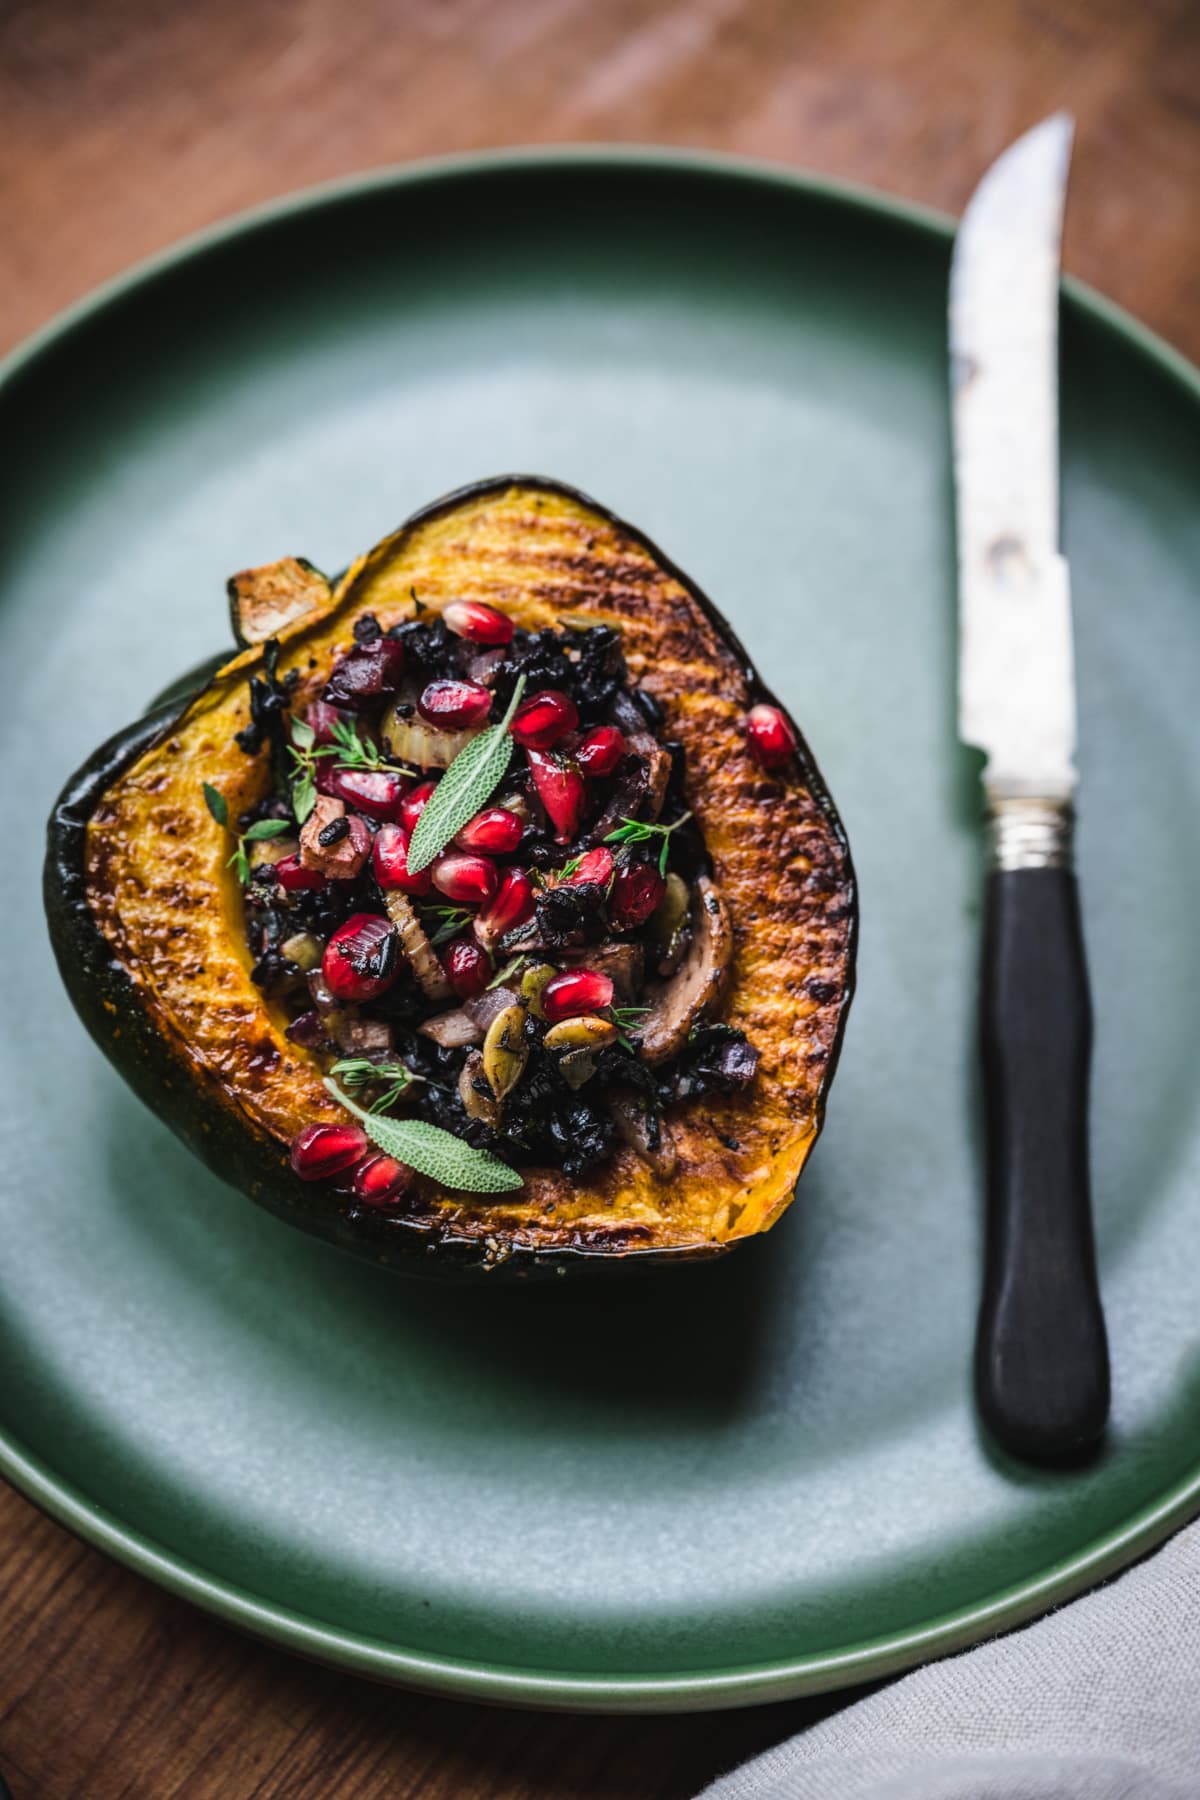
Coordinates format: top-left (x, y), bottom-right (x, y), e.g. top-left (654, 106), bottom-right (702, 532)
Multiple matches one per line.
top-left (3, 150), bottom-right (1199, 1712)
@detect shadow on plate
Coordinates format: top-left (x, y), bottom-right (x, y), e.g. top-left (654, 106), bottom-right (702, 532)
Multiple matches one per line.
top-left (98, 1088), bottom-right (805, 1430)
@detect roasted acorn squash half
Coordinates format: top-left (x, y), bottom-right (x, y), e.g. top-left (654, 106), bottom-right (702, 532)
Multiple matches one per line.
top-left (45, 478), bottom-right (856, 1278)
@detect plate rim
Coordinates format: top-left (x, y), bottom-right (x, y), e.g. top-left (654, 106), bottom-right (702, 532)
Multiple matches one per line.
top-left (5, 143), bottom-right (1200, 1711)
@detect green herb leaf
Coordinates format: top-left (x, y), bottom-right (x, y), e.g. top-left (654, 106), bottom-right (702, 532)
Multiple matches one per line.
top-left (330, 717), bottom-right (386, 770)
top-left (293, 772), bottom-right (316, 824)
top-left (488, 954), bottom-right (530, 990)
top-left (419, 903), bottom-right (473, 948)
top-left (202, 782), bottom-right (228, 828)
top-left (610, 1003), bottom-right (651, 1053)
top-left (230, 847), bottom-right (251, 886)
top-left (244, 817), bottom-right (292, 842)
top-left (290, 716), bottom-right (315, 751)
top-left (604, 811), bottom-right (692, 876)
top-left (326, 1080), bottom-right (523, 1193)
top-left (406, 675), bottom-right (527, 874)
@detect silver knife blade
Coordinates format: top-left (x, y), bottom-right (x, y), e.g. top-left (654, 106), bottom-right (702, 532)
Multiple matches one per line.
top-left (950, 114), bottom-right (1077, 805)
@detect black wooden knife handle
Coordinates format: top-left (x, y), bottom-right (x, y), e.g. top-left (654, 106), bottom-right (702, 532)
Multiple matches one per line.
top-left (976, 859), bottom-right (1110, 1463)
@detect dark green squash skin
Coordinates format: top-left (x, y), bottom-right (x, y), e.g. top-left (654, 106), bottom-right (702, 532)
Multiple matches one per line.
top-left (44, 476), bottom-right (858, 1280)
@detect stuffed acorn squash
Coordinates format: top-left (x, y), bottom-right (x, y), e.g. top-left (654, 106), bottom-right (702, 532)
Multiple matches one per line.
top-left (46, 478), bottom-right (856, 1276)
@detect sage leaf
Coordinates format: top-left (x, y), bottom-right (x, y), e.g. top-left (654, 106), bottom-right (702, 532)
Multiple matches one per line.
top-left (202, 782), bottom-right (228, 828)
top-left (325, 1080), bottom-right (523, 1193)
top-left (406, 675), bottom-right (526, 873)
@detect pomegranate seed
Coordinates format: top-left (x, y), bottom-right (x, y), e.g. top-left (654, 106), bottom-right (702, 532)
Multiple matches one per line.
top-left (302, 701), bottom-right (342, 745)
top-left (442, 599), bottom-right (514, 646)
top-left (510, 689), bottom-right (579, 750)
top-left (609, 858), bottom-right (666, 930)
top-left (526, 748), bottom-right (586, 844)
top-left (326, 766), bottom-right (410, 820)
top-left (372, 823), bottom-right (432, 896)
top-left (431, 851), bottom-right (499, 907)
top-left (274, 853), bottom-right (327, 893)
top-left (351, 1153), bottom-right (413, 1206)
top-left (444, 936), bottom-right (491, 999)
top-left (398, 780), bottom-right (437, 835)
top-left (746, 702), bottom-right (796, 770)
top-left (290, 1122), bottom-right (368, 1181)
top-left (574, 725), bottom-right (625, 777)
top-left (557, 846), bottom-right (614, 889)
top-left (541, 968), bottom-right (614, 1024)
top-left (323, 636), bottom-right (405, 707)
top-left (475, 867), bottom-right (536, 948)
top-left (285, 1009), bottom-right (326, 1049)
top-left (455, 807), bottom-right (524, 855)
top-left (321, 912), bottom-right (400, 1002)
top-left (315, 759), bottom-right (342, 798)
top-left (418, 679), bottom-right (492, 730)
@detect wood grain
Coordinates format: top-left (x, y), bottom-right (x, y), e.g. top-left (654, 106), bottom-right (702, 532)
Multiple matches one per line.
top-left (1, 1), bottom-right (1197, 1795)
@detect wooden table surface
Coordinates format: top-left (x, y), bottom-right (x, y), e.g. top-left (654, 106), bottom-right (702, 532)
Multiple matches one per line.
top-left (2, 2), bottom-right (1197, 1795)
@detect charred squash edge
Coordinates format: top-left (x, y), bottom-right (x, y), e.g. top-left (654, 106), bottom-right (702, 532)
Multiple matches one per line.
top-left (44, 475), bottom-right (858, 1280)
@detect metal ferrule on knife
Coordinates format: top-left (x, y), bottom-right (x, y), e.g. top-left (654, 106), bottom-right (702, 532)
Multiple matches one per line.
top-left (987, 797), bottom-right (1074, 871)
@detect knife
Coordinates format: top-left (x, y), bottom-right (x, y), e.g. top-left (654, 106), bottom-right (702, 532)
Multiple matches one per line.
top-left (950, 115), bottom-right (1110, 1463)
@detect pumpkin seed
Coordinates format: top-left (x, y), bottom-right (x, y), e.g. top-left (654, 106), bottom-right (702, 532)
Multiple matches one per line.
top-left (520, 962), bottom-right (559, 1020)
top-left (482, 1003), bottom-right (529, 1100)
top-left (543, 1015), bottom-right (619, 1054)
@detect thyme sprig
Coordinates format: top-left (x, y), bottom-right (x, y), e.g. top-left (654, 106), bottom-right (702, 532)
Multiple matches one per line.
top-left (604, 811), bottom-right (693, 876)
top-left (610, 1004), bottom-right (651, 1052)
top-left (287, 715), bottom-right (406, 824)
top-left (328, 1055), bottom-right (420, 1115)
top-left (328, 717), bottom-right (390, 771)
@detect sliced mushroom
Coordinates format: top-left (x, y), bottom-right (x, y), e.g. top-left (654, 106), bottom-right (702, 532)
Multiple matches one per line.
top-left (459, 1050), bottom-right (501, 1127)
top-left (419, 1008), bottom-right (484, 1049)
top-left (649, 872), bottom-right (691, 976)
top-left (637, 876), bottom-right (734, 1066)
top-left (609, 1090), bottom-right (678, 1180)
top-left (591, 752), bottom-right (659, 840)
top-left (382, 890), bottom-right (453, 1003)
top-left (607, 694), bottom-right (672, 823)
